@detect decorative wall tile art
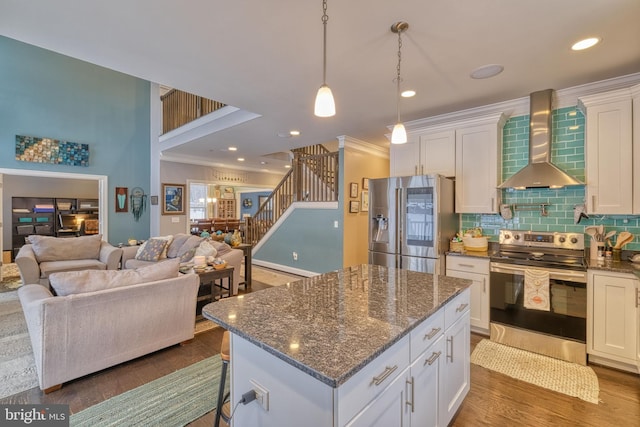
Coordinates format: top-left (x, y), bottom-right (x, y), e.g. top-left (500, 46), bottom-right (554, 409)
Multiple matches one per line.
top-left (15, 135), bottom-right (89, 166)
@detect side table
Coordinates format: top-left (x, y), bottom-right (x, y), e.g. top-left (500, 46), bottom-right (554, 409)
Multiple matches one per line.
top-left (236, 243), bottom-right (252, 289)
top-left (192, 266), bottom-right (234, 320)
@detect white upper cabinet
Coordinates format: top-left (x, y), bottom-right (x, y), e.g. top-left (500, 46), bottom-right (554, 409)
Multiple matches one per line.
top-left (389, 113), bottom-right (505, 214)
top-left (420, 130), bottom-right (456, 177)
top-left (390, 134), bottom-right (420, 176)
top-left (579, 89), bottom-right (633, 214)
top-left (455, 114), bottom-right (506, 214)
top-left (389, 130), bottom-right (455, 177)
top-left (579, 84), bottom-right (640, 215)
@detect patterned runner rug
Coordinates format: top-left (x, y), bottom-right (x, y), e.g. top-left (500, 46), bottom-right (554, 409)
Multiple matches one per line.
top-left (471, 339), bottom-right (599, 404)
top-left (70, 356), bottom-right (227, 426)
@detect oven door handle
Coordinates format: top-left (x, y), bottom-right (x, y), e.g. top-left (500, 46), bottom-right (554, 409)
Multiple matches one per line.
top-left (490, 263), bottom-right (587, 283)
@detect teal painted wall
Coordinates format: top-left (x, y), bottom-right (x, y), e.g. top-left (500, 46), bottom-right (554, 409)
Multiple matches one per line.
top-left (461, 106), bottom-right (640, 251)
top-left (0, 37), bottom-right (151, 244)
top-left (253, 207), bottom-right (342, 273)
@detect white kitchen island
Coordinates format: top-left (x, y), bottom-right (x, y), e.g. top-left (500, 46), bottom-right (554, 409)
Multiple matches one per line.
top-left (203, 264), bottom-right (472, 426)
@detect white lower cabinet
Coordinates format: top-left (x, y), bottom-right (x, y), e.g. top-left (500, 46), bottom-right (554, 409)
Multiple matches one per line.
top-left (446, 255), bottom-right (490, 334)
top-left (346, 368), bottom-right (410, 427)
top-left (587, 270), bottom-right (639, 373)
top-left (408, 336), bottom-right (445, 426)
top-left (440, 311), bottom-right (471, 425)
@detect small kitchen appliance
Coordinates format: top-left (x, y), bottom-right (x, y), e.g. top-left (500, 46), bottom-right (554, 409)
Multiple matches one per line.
top-left (489, 229), bottom-right (587, 365)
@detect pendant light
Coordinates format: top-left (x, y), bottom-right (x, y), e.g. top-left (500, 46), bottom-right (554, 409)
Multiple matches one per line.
top-left (314, 0), bottom-right (336, 117)
top-left (390, 21), bottom-right (408, 144)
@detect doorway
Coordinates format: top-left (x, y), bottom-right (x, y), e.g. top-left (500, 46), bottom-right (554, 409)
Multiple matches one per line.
top-left (0, 168), bottom-right (108, 264)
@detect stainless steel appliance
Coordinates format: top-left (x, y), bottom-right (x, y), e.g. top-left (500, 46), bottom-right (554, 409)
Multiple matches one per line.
top-left (490, 229), bottom-right (587, 365)
top-left (368, 175), bottom-right (457, 275)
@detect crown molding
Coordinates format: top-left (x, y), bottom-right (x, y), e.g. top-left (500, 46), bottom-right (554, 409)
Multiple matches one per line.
top-left (398, 72), bottom-right (640, 134)
top-left (337, 135), bottom-right (389, 158)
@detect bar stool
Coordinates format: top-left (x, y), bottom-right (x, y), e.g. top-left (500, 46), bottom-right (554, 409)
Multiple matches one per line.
top-left (214, 331), bottom-right (231, 427)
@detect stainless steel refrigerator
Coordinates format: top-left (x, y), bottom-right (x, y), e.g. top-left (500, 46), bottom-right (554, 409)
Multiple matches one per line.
top-left (368, 175), bottom-right (457, 275)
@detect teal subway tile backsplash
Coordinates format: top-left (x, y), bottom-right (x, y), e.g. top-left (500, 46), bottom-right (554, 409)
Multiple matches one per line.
top-left (460, 106), bottom-right (640, 251)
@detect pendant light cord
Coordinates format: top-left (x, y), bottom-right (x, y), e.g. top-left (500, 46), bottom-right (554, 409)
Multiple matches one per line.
top-left (321, 0), bottom-right (329, 85)
top-left (396, 28), bottom-right (403, 123)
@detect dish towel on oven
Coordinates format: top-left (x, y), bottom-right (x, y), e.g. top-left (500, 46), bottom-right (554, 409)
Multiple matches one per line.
top-left (524, 269), bottom-right (550, 311)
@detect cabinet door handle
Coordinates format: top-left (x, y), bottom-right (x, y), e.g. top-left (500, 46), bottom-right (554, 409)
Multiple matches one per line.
top-left (425, 327), bottom-right (442, 340)
top-left (456, 303), bottom-right (469, 313)
top-left (483, 278), bottom-right (486, 293)
top-left (447, 336), bottom-right (454, 362)
top-left (592, 195), bottom-right (596, 211)
top-left (370, 365), bottom-right (398, 386)
top-left (405, 377), bottom-right (415, 412)
top-left (424, 351), bottom-right (442, 366)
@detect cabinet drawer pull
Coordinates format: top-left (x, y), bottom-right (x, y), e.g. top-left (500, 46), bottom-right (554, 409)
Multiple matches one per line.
top-left (424, 351), bottom-right (442, 366)
top-left (456, 303), bottom-right (469, 313)
top-left (458, 263), bottom-right (474, 268)
top-left (370, 365), bottom-right (398, 386)
top-left (425, 327), bottom-right (442, 340)
top-left (406, 377), bottom-right (414, 412)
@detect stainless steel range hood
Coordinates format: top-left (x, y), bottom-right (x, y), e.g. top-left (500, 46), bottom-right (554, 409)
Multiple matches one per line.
top-left (498, 89), bottom-right (583, 189)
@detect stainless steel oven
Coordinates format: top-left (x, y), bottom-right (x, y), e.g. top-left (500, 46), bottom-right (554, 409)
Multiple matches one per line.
top-left (489, 230), bottom-right (587, 365)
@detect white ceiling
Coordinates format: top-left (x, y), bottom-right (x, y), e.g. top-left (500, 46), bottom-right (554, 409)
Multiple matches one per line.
top-left (2, 0), bottom-right (639, 173)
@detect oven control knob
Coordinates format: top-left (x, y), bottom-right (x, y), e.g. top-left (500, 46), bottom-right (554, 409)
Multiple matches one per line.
top-left (504, 233), bottom-right (511, 240)
top-left (570, 237), bottom-right (578, 244)
top-left (559, 236), bottom-right (566, 243)
top-left (513, 234), bottom-right (520, 240)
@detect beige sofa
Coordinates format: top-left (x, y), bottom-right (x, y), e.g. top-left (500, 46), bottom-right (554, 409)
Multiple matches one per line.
top-left (15, 234), bottom-right (122, 289)
top-left (18, 258), bottom-right (199, 392)
top-left (120, 233), bottom-right (244, 295)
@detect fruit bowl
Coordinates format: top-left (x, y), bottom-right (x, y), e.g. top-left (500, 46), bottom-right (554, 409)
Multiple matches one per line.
top-left (212, 261), bottom-right (228, 270)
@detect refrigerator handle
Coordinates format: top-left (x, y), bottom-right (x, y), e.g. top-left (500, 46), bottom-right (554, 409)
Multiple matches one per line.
top-left (396, 187), bottom-right (402, 265)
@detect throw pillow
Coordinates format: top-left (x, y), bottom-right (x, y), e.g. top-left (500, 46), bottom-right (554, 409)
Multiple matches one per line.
top-left (194, 240), bottom-right (217, 258)
top-left (50, 258), bottom-right (180, 296)
top-left (135, 238), bottom-right (169, 261)
top-left (209, 240), bottom-right (233, 256)
top-left (29, 234), bottom-right (102, 262)
top-left (166, 233), bottom-right (191, 259)
top-left (176, 235), bottom-right (204, 262)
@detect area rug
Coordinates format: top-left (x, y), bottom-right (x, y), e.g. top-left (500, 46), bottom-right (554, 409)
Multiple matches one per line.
top-left (471, 339), bottom-right (599, 404)
top-left (70, 356), bottom-right (227, 426)
top-left (0, 263), bottom-right (22, 293)
top-left (0, 290), bottom-right (38, 399)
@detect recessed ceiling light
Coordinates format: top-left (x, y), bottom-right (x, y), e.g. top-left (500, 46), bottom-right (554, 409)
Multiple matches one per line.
top-left (228, 146), bottom-right (238, 151)
top-left (237, 158), bottom-right (245, 162)
top-left (470, 64), bottom-right (504, 79)
top-left (571, 37), bottom-right (600, 51)
top-left (401, 90), bottom-right (416, 98)
top-left (289, 130), bottom-right (301, 136)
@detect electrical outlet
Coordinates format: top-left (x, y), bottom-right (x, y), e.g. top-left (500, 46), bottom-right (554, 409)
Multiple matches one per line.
top-left (250, 380), bottom-right (269, 411)
top-left (334, 220), bottom-right (339, 228)
top-left (292, 251), bottom-right (298, 260)
top-left (171, 217), bottom-right (179, 223)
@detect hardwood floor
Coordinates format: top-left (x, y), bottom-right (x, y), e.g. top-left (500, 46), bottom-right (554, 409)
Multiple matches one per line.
top-left (2, 274), bottom-right (639, 426)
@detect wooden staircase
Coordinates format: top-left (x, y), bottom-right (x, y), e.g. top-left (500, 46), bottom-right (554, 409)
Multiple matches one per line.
top-left (245, 145), bottom-right (339, 245)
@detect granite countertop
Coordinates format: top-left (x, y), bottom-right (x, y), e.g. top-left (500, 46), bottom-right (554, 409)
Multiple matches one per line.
top-left (587, 258), bottom-right (640, 278)
top-left (202, 264), bottom-right (471, 388)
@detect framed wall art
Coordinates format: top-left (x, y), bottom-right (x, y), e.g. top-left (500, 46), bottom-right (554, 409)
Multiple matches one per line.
top-left (362, 178), bottom-right (369, 190)
top-left (162, 183), bottom-right (185, 215)
top-left (361, 190), bottom-right (369, 212)
top-left (350, 182), bottom-right (358, 198)
top-left (349, 200), bottom-right (360, 213)
top-left (115, 187), bottom-right (128, 212)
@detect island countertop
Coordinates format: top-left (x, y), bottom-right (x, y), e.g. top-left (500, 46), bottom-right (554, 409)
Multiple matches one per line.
top-left (203, 264), bottom-right (471, 388)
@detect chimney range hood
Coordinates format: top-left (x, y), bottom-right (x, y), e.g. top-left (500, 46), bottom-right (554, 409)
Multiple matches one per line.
top-left (498, 89), bottom-right (583, 189)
